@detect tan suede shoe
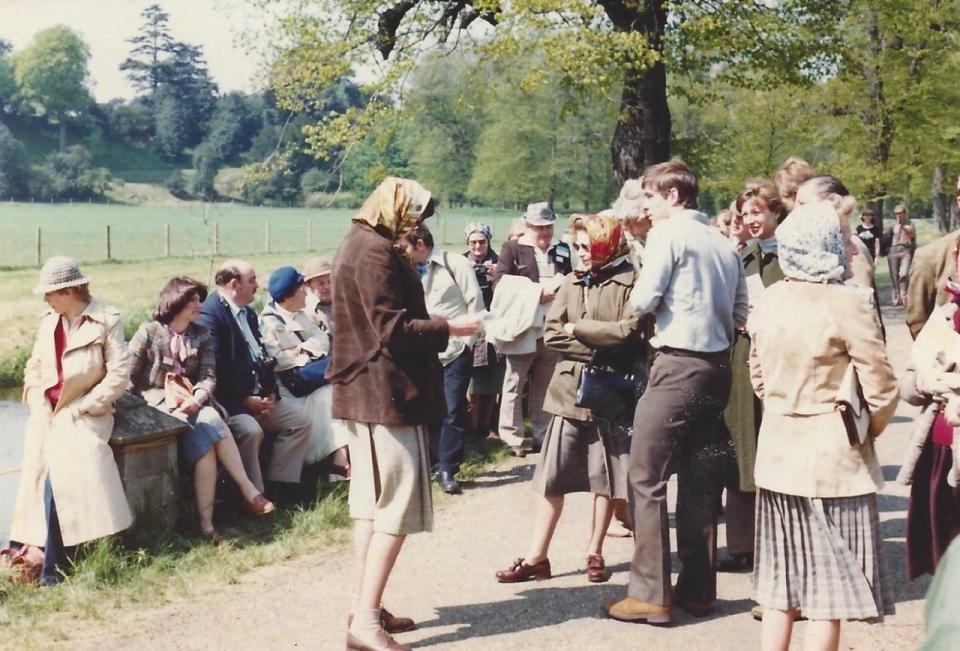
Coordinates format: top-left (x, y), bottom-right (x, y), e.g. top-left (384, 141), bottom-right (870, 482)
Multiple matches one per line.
top-left (601, 597), bottom-right (671, 625)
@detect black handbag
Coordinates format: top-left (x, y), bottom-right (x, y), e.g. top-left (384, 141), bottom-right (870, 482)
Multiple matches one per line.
top-left (574, 352), bottom-right (643, 423)
top-left (278, 356), bottom-right (329, 397)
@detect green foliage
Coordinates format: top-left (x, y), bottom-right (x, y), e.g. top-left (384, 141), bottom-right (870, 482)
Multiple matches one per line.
top-left (300, 168), bottom-right (335, 194)
top-left (32, 144), bottom-right (112, 201)
top-left (237, 150), bottom-right (303, 206)
top-left (0, 122), bottom-right (29, 198)
top-left (340, 117), bottom-right (412, 199)
top-left (0, 345), bottom-right (29, 388)
top-left (164, 169), bottom-right (189, 199)
top-left (191, 142), bottom-right (220, 199)
top-left (0, 40), bottom-right (15, 113)
top-left (12, 26), bottom-right (91, 123)
top-left (206, 92), bottom-right (261, 163)
top-left (152, 85), bottom-right (190, 161)
top-left (119, 4), bottom-right (175, 95)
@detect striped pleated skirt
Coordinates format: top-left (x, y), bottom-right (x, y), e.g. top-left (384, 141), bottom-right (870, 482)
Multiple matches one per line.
top-left (753, 489), bottom-right (894, 621)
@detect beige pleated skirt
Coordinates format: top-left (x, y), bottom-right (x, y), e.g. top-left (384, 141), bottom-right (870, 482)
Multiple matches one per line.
top-left (337, 419), bottom-right (434, 535)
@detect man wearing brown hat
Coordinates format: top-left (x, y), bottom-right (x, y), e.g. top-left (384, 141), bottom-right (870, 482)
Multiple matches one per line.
top-left (492, 202), bottom-right (573, 455)
top-left (303, 257), bottom-right (333, 334)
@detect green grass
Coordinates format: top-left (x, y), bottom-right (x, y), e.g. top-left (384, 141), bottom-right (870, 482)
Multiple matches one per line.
top-left (0, 443), bottom-right (510, 645)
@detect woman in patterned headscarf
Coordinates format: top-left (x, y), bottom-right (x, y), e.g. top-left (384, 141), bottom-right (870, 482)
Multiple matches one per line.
top-left (495, 214), bottom-right (650, 585)
top-left (329, 177), bottom-right (482, 650)
top-left (747, 202), bottom-right (898, 649)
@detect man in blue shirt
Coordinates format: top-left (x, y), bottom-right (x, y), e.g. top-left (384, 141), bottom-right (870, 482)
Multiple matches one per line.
top-left (603, 159), bottom-right (748, 625)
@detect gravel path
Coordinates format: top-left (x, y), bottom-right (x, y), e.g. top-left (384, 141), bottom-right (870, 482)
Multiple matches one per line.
top-left (32, 302), bottom-right (928, 650)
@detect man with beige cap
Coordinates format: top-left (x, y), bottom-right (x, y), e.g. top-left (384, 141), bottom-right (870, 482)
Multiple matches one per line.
top-left (492, 202), bottom-right (573, 455)
top-left (303, 257), bottom-right (334, 333)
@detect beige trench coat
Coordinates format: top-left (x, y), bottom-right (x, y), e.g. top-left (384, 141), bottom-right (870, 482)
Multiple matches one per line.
top-left (10, 299), bottom-right (133, 547)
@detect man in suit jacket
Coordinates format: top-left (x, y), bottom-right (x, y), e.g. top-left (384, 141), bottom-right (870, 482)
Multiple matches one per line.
top-left (198, 259), bottom-right (310, 497)
top-left (492, 202), bottom-right (572, 455)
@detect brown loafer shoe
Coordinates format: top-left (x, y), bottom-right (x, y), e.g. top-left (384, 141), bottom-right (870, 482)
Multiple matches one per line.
top-left (673, 594), bottom-right (714, 618)
top-left (601, 597), bottom-right (671, 625)
top-left (495, 557), bottom-right (551, 583)
top-left (346, 629), bottom-right (410, 651)
top-left (380, 607), bottom-right (416, 633)
top-left (586, 554), bottom-right (610, 583)
top-left (245, 493), bottom-right (276, 516)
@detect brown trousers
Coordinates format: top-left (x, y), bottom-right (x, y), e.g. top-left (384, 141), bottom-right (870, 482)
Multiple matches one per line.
top-left (627, 349), bottom-right (731, 605)
top-left (228, 398), bottom-right (312, 491)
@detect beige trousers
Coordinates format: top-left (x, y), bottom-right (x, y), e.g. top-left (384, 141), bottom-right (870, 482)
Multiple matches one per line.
top-left (497, 338), bottom-right (558, 448)
top-left (227, 398), bottom-right (311, 491)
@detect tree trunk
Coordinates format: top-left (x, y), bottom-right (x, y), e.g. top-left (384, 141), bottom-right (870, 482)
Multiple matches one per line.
top-left (612, 62), bottom-right (670, 185)
top-left (59, 121), bottom-right (67, 151)
top-left (607, 0), bottom-right (670, 185)
top-left (861, 8), bottom-right (892, 233)
top-left (932, 164), bottom-right (949, 233)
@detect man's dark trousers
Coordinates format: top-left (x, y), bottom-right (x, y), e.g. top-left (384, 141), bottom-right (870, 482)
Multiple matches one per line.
top-left (627, 348), bottom-right (731, 606)
top-left (432, 347), bottom-right (474, 474)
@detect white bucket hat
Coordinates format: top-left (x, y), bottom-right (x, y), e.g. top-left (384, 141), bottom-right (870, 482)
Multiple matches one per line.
top-left (524, 202), bottom-right (556, 226)
top-left (34, 256), bottom-right (90, 294)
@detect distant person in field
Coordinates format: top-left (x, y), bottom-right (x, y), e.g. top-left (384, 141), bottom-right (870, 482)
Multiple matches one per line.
top-left (887, 203), bottom-right (916, 307)
top-left (197, 259), bottom-right (311, 506)
top-left (856, 208), bottom-right (881, 260)
top-left (3, 257), bottom-right (132, 586)
top-left (328, 177), bottom-right (481, 650)
top-left (129, 277), bottom-right (275, 543)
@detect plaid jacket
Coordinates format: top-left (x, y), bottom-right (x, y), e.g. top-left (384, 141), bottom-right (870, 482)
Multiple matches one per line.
top-left (127, 320), bottom-right (217, 408)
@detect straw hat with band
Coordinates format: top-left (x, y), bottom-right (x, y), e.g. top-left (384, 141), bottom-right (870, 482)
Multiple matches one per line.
top-left (303, 257), bottom-right (332, 281)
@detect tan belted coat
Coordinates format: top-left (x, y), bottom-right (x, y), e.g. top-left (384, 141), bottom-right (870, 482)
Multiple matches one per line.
top-left (10, 299), bottom-right (133, 547)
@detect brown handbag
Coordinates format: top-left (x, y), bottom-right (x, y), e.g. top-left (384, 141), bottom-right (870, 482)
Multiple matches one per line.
top-left (835, 363), bottom-right (870, 447)
top-left (164, 372), bottom-right (194, 411)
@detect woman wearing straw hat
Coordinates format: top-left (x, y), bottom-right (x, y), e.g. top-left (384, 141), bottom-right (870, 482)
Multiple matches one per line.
top-left (3, 257), bottom-right (133, 585)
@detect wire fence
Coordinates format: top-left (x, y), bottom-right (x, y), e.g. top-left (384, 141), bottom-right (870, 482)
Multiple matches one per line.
top-left (0, 202), bottom-right (521, 268)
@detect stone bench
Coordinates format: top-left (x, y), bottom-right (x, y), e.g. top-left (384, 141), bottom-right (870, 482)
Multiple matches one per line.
top-left (110, 392), bottom-right (188, 542)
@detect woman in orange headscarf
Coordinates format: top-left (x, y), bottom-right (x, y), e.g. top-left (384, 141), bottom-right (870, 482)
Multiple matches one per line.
top-left (495, 214), bottom-right (650, 585)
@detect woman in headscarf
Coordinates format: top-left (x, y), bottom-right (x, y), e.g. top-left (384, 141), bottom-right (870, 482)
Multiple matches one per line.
top-left (748, 203), bottom-right (898, 650)
top-left (129, 277), bottom-right (274, 543)
top-left (495, 214), bottom-right (648, 585)
top-left (3, 257), bottom-right (132, 585)
top-left (328, 177), bottom-right (481, 651)
top-left (463, 222), bottom-right (504, 440)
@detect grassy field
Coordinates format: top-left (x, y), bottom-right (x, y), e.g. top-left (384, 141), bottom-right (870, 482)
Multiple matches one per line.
top-left (0, 203), bottom-right (519, 268)
top-left (0, 204), bottom-right (519, 361)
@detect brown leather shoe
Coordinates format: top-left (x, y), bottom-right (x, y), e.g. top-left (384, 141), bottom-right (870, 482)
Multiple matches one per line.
top-left (345, 629), bottom-right (410, 651)
top-left (601, 597), bottom-right (671, 625)
top-left (585, 554), bottom-right (610, 583)
top-left (673, 594), bottom-right (714, 618)
top-left (380, 607), bottom-right (416, 633)
top-left (245, 493), bottom-right (276, 516)
top-left (495, 557), bottom-right (551, 583)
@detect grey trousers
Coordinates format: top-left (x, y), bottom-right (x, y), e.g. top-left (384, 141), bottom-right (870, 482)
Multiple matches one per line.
top-left (228, 398), bottom-right (312, 491)
top-left (498, 338), bottom-right (558, 448)
top-left (888, 248), bottom-right (913, 303)
top-left (627, 349), bottom-right (731, 606)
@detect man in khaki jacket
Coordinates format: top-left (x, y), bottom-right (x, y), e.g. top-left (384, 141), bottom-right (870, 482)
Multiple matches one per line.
top-left (907, 175), bottom-right (960, 338)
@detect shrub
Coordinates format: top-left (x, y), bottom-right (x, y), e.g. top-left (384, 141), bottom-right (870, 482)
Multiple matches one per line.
top-left (237, 151), bottom-right (302, 206)
top-left (0, 123), bottom-right (29, 198)
top-left (300, 168), bottom-right (337, 195)
top-left (191, 142), bottom-right (220, 200)
top-left (0, 345), bottom-right (30, 387)
top-left (165, 170), bottom-right (189, 199)
top-left (303, 191), bottom-right (360, 209)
